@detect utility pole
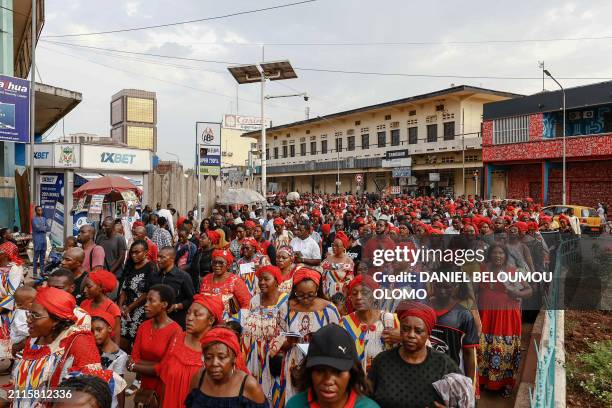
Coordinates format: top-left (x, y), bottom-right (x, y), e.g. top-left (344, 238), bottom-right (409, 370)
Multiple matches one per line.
top-left (29, 0), bottom-right (37, 209)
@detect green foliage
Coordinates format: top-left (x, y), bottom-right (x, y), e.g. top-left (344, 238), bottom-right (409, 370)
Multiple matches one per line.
top-left (567, 340), bottom-right (612, 405)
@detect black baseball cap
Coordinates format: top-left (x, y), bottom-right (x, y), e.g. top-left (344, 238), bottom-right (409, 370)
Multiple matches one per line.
top-left (306, 324), bottom-right (357, 371)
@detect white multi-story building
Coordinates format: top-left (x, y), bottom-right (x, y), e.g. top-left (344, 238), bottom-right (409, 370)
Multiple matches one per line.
top-left (243, 85), bottom-right (520, 196)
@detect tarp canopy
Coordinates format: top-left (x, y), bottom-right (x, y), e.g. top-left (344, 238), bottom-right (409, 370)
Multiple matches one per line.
top-left (216, 188), bottom-right (266, 205)
top-left (73, 175), bottom-right (142, 199)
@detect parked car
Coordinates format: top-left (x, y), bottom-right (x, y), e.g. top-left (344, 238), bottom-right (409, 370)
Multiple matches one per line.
top-left (541, 205), bottom-right (602, 234)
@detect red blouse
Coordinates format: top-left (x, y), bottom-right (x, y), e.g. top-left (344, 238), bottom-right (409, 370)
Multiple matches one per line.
top-left (81, 297), bottom-right (121, 337)
top-left (132, 319), bottom-right (182, 396)
top-left (199, 273), bottom-right (251, 309)
top-left (156, 331), bottom-right (203, 408)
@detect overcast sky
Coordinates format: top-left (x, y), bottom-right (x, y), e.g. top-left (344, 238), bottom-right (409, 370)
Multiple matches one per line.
top-left (36, 0), bottom-right (612, 167)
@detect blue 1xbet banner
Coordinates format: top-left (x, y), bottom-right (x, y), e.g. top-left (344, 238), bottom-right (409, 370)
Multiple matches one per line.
top-left (0, 74), bottom-right (30, 143)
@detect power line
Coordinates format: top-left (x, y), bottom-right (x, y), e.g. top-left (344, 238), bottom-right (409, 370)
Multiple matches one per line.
top-left (42, 40), bottom-right (612, 81)
top-left (43, 0), bottom-right (317, 38)
top-left (0, 5), bottom-right (29, 18)
top-left (38, 45), bottom-right (305, 114)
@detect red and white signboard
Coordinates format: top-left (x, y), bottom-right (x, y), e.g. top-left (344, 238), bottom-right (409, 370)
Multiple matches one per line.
top-left (355, 174), bottom-right (364, 184)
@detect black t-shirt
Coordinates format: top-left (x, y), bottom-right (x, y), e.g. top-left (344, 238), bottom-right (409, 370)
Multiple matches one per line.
top-left (347, 243), bottom-right (362, 265)
top-left (146, 266), bottom-right (195, 329)
top-left (369, 347), bottom-right (459, 408)
top-left (72, 271), bottom-right (88, 306)
top-left (430, 304), bottom-right (479, 368)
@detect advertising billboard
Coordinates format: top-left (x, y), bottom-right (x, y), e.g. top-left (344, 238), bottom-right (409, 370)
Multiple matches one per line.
top-left (0, 74), bottom-right (30, 143)
top-left (196, 122), bottom-right (222, 176)
top-left (223, 114), bottom-right (271, 132)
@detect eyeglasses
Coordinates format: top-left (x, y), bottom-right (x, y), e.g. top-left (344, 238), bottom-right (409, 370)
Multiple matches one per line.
top-left (211, 260), bottom-right (227, 266)
top-left (294, 292), bottom-right (317, 300)
top-left (26, 311), bottom-right (49, 320)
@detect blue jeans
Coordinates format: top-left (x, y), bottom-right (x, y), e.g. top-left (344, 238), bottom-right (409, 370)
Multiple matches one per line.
top-left (33, 249), bottom-right (45, 276)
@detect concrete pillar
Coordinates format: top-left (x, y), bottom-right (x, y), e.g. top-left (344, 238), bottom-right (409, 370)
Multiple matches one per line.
top-left (0, 0), bottom-right (16, 228)
top-left (64, 170), bottom-right (74, 237)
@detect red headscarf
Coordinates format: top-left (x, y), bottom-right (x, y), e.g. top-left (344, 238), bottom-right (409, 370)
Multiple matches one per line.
top-left (512, 222), bottom-right (528, 233)
top-left (292, 268), bottom-right (322, 286)
top-left (200, 327), bottom-right (249, 373)
top-left (192, 294), bottom-right (224, 324)
top-left (558, 214), bottom-right (569, 223)
top-left (35, 287), bottom-right (76, 322)
top-left (273, 218), bottom-right (285, 226)
top-left (256, 265), bottom-right (283, 284)
top-left (334, 231), bottom-right (350, 249)
top-left (244, 220), bottom-right (257, 229)
top-left (242, 237), bottom-right (260, 252)
top-left (206, 230), bottom-right (220, 245)
top-left (132, 220), bottom-right (145, 228)
top-left (321, 224), bottom-right (331, 235)
top-left (177, 216), bottom-right (187, 230)
top-left (89, 270), bottom-right (118, 294)
top-left (396, 301), bottom-right (436, 334)
top-left (0, 244), bottom-right (23, 265)
top-left (347, 274), bottom-right (379, 293)
top-left (90, 309), bottom-right (116, 328)
top-left (212, 249), bottom-right (234, 265)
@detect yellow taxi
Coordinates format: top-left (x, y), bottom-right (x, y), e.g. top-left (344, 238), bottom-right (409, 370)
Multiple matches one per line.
top-left (541, 205), bottom-right (602, 234)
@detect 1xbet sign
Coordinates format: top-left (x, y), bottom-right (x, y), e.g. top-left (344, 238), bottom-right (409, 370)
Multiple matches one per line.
top-left (100, 152), bottom-right (136, 164)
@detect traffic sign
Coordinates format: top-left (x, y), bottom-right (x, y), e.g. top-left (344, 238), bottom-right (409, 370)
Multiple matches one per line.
top-left (391, 186), bottom-right (401, 194)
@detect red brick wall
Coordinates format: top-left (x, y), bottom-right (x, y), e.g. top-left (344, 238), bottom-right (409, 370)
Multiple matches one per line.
top-left (528, 113), bottom-right (543, 142)
top-left (482, 120), bottom-right (493, 145)
top-left (507, 164), bottom-right (541, 199)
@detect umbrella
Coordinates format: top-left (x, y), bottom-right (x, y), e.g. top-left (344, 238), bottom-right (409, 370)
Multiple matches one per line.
top-left (217, 188), bottom-right (266, 205)
top-left (73, 175), bottom-right (142, 199)
top-left (287, 192), bottom-right (300, 201)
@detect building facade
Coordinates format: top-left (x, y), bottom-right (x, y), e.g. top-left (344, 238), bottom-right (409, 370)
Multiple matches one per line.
top-left (110, 89), bottom-right (157, 152)
top-left (244, 86), bottom-right (518, 195)
top-left (482, 80), bottom-right (612, 207)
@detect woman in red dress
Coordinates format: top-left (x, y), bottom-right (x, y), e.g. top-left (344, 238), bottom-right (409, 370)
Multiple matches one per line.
top-left (127, 284), bottom-right (182, 398)
top-left (156, 294), bottom-right (224, 408)
top-left (478, 243), bottom-right (532, 397)
top-left (199, 249), bottom-right (251, 320)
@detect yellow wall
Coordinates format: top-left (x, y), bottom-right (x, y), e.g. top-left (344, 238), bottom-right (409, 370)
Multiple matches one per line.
top-left (221, 128), bottom-right (253, 167)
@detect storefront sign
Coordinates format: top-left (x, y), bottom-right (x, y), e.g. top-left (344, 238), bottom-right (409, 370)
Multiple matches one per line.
top-left (55, 144), bottom-right (80, 167)
top-left (429, 173), bottom-right (440, 182)
top-left (382, 157), bottom-right (411, 168)
top-left (385, 149), bottom-right (409, 160)
top-left (223, 114), bottom-right (271, 131)
top-left (33, 145), bottom-right (54, 167)
top-left (392, 167), bottom-right (411, 178)
top-left (196, 121), bottom-right (222, 176)
top-left (0, 74), bottom-right (29, 143)
top-left (39, 173), bottom-right (65, 246)
top-left (81, 145), bottom-right (151, 172)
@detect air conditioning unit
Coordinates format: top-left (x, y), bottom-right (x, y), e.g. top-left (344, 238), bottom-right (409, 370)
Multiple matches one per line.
top-left (583, 111), bottom-right (594, 119)
top-left (569, 112), bottom-right (581, 120)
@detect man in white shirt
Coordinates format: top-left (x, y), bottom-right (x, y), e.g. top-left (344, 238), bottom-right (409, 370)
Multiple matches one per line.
top-left (444, 217), bottom-right (462, 235)
top-left (290, 220), bottom-right (321, 266)
top-left (567, 208), bottom-right (582, 235)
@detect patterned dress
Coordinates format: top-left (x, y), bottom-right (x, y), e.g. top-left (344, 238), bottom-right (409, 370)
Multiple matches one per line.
top-left (477, 265), bottom-right (522, 391)
top-left (321, 257), bottom-right (354, 299)
top-left (340, 311), bottom-right (399, 373)
top-left (236, 253), bottom-right (270, 297)
top-left (199, 273), bottom-right (251, 321)
top-left (0, 263), bottom-right (23, 359)
top-left (12, 328), bottom-right (110, 408)
top-left (120, 262), bottom-right (154, 343)
top-left (282, 303), bottom-right (340, 403)
top-left (237, 293), bottom-right (288, 408)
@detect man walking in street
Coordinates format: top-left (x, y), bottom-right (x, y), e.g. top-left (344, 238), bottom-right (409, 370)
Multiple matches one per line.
top-left (96, 217), bottom-right (128, 279)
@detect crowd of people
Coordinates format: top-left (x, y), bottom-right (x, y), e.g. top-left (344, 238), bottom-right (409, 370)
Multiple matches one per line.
top-left (0, 193), bottom-right (595, 407)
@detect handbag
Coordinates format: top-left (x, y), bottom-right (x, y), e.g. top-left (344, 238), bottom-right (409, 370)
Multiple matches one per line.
top-left (228, 295), bottom-right (240, 316)
top-left (133, 389), bottom-right (159, 408)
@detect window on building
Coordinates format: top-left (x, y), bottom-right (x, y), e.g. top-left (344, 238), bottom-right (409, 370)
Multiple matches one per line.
top-left (126, 97), bottom-right (154, 123)
top-left (321, 140), bottom-right (328, 154)
top-left (493, 115), bottom-right (529, 144)
top-left (290, 145), bottom-right (295, 157)
top-left (336, 137), bottom-right (343, 152)
top-left (465, 154), bottom-right (479, 162)
top-left (362, 134), bottom-right (369, 149)
top-left (310, 141), bottom-right (317, 155)
top-left (282, 146), bottom-right (288, 158)
top-left (126, 126), bottom-right (154, 150)
top-left (408, 127), bottom-right (418, 144)
top-left (348, 136), bottom-right (355, 151)
top-left (274, 147), bottom-right (279, 159)
top-left (427, 124), bottom-right (438, 143)
top-left (443, 121), bottom-right (455, 141)
top-left (441, 156), bottom-right (455, 163)
top-left (300, 143), bottom-right (306, 156)
top-left (391, 129), bottom-right (400, 146)
top-left (377, 131), bottom-right (386, 148)
top-left (265, 148), bottom-right (269, 160)
top-left (111, 99), bottom-right (123, 125)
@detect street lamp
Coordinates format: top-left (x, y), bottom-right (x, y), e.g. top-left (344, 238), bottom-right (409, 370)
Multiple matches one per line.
top-left (543, 69), bottom-right (567, 205)
top-left (227, 59), bottom-right (298, 206)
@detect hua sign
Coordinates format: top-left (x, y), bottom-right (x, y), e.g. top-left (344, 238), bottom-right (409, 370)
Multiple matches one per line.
top-left (0, 74), bottom-right (30, 143)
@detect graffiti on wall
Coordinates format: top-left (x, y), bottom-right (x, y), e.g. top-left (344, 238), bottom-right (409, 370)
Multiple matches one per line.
top-left (543, 104), bottom-right (612, 138)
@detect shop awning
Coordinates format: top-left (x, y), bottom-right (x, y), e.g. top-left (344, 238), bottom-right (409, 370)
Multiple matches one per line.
top-left (35, 83), bottom-right (83, 135)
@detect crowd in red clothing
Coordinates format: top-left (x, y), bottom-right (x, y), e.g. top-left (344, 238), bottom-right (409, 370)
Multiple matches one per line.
top-left (0, 193), bottom-right (576, 407)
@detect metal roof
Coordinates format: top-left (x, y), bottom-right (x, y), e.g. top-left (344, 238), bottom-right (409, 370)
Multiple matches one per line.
top-left (483, 80), bottom-right (612, 120)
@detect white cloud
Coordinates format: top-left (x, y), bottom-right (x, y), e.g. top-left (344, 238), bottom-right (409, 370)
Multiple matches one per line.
top-left (125, 1), bottom-right (141, 17)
